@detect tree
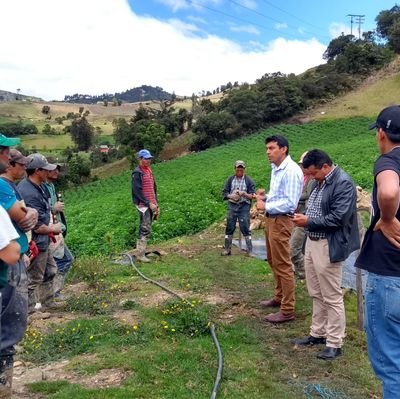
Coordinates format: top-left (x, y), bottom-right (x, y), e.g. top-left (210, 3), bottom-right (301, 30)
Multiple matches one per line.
top-left (69, 117), bottom-right (95, 151)
top-left (67, 154), bottom-right (91, 184)
top-left (376, 5), bottom-right (400, 52)
top-left (323, 34), bottom-right (354, 61)
top-left (42, 105), bottom-right (50, 114)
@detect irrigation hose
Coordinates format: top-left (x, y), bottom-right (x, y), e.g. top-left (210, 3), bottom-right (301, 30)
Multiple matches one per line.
top-left (122, 253), bottom-right (224, 399)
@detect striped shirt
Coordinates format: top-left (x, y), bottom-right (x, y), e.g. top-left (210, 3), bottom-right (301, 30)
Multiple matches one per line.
top-left (306, 165), bottom-right (336, 239)
top-left (139, 167), bottom-right (157, 207)
top-left (266, 155), bottom-right (303, 214)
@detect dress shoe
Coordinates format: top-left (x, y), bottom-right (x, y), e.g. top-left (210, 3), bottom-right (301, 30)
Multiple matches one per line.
top-left (291, 335), bottom-right (326, 346)
top-left (264, 311), bottom-right (295, 323)
top-left (260, 298), bottom-right (281, 308)
top-left (317, 346), bottom-right (342, 360)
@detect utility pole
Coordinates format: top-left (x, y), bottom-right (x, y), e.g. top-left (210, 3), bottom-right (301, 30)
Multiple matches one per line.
top-left (347, 14), bottom-right (365, 39)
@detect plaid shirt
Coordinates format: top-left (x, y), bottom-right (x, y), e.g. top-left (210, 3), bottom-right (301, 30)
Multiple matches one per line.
top-left (266, 155), bottom-right (303, 214)
top-left (306, 166), bottom-right (336, 239)
top-left (231, 177), bottom-right (249, 204)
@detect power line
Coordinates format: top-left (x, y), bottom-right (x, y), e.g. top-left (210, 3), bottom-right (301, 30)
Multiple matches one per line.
top-left (188, 0), bottom-right (301, 40)
top-left (189, 0), bottom-right (330, 42)
top-left (259, 0), bottom-right (328, 33)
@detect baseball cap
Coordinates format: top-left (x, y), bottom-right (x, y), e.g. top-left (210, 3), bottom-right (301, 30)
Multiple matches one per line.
top-left (234, 160), bottom-right (246, 168)
top-left (10, 149), bottom-right (30, 165)
top-left (0, 134), bottom-right (20, 147)
top-left (26, 153), bottom-right (57, 171)
top-left (298, 151), bottom-right (308, 164)
top-left (369, 105), bottom-right (400, 135)
top-left (138, 149), bottom-right (153, 159)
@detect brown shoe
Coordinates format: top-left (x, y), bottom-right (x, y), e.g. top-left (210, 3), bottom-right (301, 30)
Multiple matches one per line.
top-left (260, 298), bottom-right (281, 308)
top-left (264, 311), bottom-right (295, 323)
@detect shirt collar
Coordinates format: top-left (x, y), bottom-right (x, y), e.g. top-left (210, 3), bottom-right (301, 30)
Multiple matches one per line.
top-left (271, 155), bottom-right (292, 171)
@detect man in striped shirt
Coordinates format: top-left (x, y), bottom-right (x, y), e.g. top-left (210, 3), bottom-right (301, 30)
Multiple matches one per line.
top-left (261, 135), bottom-right (303, 323)
top-left (132, 149), bottom-right (159, 262)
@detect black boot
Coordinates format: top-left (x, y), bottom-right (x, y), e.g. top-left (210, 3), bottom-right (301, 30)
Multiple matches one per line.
top-left (0, 354), bottom-right (14, 398)
top-left (244, 236), bottom-right (253, 255)
top-left (221, 235), bottom-right (233, 256)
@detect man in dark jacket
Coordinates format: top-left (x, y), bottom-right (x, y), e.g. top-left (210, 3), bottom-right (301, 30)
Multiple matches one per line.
top-left (131, 149), bottom-right (159, 262)
top-left (221, 160), bottom-right (256, 255)
top-left (292, 149), bottom-right (359, 360)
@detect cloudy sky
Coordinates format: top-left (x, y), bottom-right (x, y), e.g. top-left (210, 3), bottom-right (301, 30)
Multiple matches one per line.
top-left (0, 0), bottom-right (395, 100)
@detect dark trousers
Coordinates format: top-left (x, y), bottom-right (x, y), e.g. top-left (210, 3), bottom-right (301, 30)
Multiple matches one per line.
top-left (55, 244), bottom-right (74, 275)
top-left (138, 208), bottom-right (153, 240)
top-left (225, 203), bottom-right (251, 236)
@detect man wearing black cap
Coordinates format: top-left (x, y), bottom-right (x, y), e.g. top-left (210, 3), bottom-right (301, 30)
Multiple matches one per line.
top-left (18, 153), bottom-right (63, 312)
top-left (132, 149), bottom-right (159, 262)
top-left (356, 105), bottom-right (400, 398)
top-left (221, 160), bottom-right (256, 255)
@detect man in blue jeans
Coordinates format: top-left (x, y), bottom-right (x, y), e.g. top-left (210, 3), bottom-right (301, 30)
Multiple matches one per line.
top-left (356, 105), bottom-right (400, 399)
top-left (221, 160), bottom-right (256, 256)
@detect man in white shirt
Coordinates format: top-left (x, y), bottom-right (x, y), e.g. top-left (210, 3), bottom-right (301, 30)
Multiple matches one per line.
top-left (261, 135), bottom-right (303, 323)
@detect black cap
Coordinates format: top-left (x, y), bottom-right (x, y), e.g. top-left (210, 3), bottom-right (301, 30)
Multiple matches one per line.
top-left (369, 105), bottom-right (400, 135)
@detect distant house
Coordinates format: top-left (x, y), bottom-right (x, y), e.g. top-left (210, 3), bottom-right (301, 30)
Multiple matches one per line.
top-left (99, 145), bottom-right (109, 154)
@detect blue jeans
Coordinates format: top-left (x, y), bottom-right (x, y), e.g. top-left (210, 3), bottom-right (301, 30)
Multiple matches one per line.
top-left (365, 272), bottom-right (400, 399)
top-left (225, 203), bottom-right (251, 237)
top-left (55, 245), bottom-right (74, 275)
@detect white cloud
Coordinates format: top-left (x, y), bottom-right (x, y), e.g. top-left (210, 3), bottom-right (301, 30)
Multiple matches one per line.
top-left (275, 23), bottom-right (288, 30)
top-left (156, 0), bottom-right (189, 12)
top-left (329, 22), bottom-right (352, 38)
top-left (0, 0), bottom-right (326, 100)
top-left (230, 25), bottom-right (260, 35)
top-left (236, 0), bottom-right (257, 10)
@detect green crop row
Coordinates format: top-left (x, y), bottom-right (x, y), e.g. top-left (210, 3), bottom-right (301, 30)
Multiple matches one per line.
top-left (63, 116), bottom-right (377, 256)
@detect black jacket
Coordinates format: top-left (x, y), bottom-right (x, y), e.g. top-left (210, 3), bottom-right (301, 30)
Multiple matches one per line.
top-left (307, 166), bottom-right (360, 263)
top-left (131, 166), bottom-right (158, 206)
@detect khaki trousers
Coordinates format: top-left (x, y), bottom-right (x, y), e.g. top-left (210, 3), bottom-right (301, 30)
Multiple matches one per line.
top-left (264, 216), bottom-right (295, 314)
top-left (304, 238), bottom-right (345, 348)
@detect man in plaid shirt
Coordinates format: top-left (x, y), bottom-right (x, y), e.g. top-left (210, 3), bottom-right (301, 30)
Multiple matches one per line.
top-left (292, 149), bottom-right (359, 360)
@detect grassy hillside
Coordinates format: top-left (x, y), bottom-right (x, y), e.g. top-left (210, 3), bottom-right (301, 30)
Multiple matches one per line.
top-left (0, 100), bottom-right (155, 150)
top-left (310, 56), bottom-right (400, 120)
top-left (64, 116), bottom-right (376, 256)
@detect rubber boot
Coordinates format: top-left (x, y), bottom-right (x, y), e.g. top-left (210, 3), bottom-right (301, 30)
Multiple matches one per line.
top-left (221, 235), bottom-right (233, 256)
top-left (0, 354), bottom-right (13, 399)
top-left (244, 236), bottom-right (253, 255)
top-left (136, 239), bottom-right (151, 263)
top-left (28, 288), bottom-right (41, 314)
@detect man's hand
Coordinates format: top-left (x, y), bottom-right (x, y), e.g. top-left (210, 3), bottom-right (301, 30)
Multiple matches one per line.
top-left (292, 213), bottom-right (308, 227)
top-left (149, 202), bottom-right (158, 212)
top-left (374, 217), bottom-right (400, 248)
top-left (52, 223), bottom-right (63, 235)
top-left (53, 201), bottom-right (65, 213)
top-left (18, 207), bottom-right (38, 232)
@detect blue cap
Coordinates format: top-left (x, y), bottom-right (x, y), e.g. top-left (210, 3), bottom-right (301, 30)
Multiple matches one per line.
top-left (138, 149), bottom-right (153, 159)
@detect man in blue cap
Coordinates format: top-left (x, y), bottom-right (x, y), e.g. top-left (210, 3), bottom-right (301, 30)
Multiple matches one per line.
top-left (131, 149), bottom-right (159, 262)
top-left (356, 105), bottom-right (400, 398)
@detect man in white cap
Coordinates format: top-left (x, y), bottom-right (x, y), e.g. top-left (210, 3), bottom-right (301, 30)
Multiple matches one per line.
top-left (131, 149), bottom-right (159, 262)
top-left (18, 153), bottom-right (63, 312)
top-left (221, 160), bottom-right (256, 255)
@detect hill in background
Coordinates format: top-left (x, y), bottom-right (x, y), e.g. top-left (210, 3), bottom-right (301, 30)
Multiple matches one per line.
top-left (0, 89), bottom-right (42, 102)
top-left (63, 85), bottom-right (173, 104)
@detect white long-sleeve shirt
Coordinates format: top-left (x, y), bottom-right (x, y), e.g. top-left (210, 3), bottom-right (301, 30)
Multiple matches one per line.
top-left (266, 155), bottom-right (303, 215)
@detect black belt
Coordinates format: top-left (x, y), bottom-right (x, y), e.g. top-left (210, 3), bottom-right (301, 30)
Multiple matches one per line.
top-left (265, 212), bottom-right (293, 218)
top-left (308, 236), bottom-right (326, 241)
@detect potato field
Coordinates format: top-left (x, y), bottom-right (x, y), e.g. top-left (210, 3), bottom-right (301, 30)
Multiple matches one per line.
top-left (64, 117), bottom-right (376, 256)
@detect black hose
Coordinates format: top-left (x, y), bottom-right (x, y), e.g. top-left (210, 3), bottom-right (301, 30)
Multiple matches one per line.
top-left (122, 253), bottom-right (223, 399)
